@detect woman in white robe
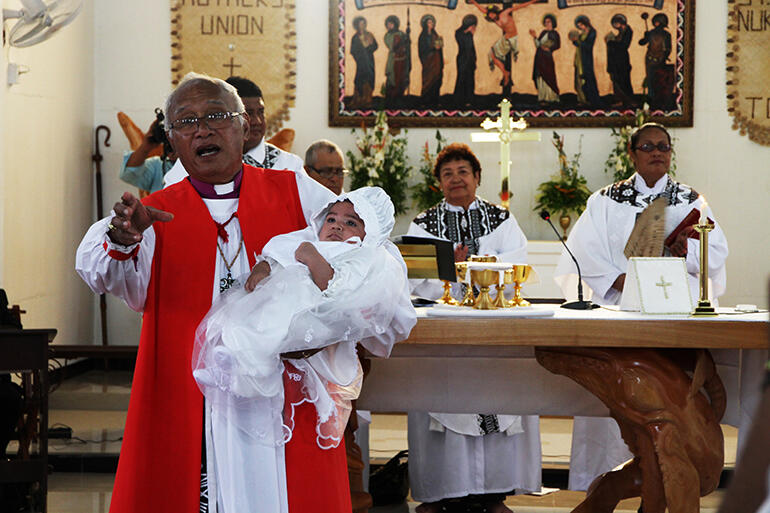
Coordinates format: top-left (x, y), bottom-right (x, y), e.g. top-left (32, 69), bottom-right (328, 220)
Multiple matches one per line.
top-left (407, 143), bottom-right (541, 513)
top-left (553, 123), bottom-right (736, 491)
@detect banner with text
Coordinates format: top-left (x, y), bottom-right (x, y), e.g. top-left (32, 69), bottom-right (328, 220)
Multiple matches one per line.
top-left (170, 0), bottom-right (296, 135)
top-left (727, 0), bottom-right (770, 146)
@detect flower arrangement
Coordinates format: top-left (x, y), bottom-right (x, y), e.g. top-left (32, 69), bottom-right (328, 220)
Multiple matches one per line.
top-left (604, 104), bottom-right (676, 182)
top-left (411, 130), bottom-right (447, 212)
top-left (534, 131), bottom-right (592, 218)
top-left (347, 111), bottom-right (412, 215)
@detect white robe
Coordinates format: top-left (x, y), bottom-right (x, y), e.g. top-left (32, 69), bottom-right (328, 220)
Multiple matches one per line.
top-left (406, 200), bottom-right (542, 501)
top-left (163, 138), bottom-right (305, 188)
top-left (75, 171), bottom-right (336, 513)
top-left (553, 172), bottom-right (735, 491)
top-left (192, 191), bottom-right (417, 449)
top-left (554, 173), bottom-right (727, 306)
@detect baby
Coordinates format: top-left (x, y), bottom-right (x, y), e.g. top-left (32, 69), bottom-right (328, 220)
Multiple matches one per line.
top-left (192, 186), bottom-right (416, 447)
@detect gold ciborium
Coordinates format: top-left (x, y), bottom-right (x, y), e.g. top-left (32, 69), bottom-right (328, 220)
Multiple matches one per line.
top-left (470, 267), bottom-right (499, 310)
top-left (455, 262), bottom-right (475, 307)
top-left (507, 264), bottom-right (533, 307)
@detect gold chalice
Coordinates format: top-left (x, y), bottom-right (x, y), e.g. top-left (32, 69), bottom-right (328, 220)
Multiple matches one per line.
top-left (455, 262), bottom-right (475, 307)
top-left (507, 264), bottom-right (533, 307)
top-left (470, 267), bottom-right (499, 310)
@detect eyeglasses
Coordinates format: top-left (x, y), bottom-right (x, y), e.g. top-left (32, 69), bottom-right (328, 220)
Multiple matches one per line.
top-left (634, 142), bottom-right (672, 153)
top-left (167, 111), bottom-right (243, 135)
top-left (307, 166), bottom-right (348, 178)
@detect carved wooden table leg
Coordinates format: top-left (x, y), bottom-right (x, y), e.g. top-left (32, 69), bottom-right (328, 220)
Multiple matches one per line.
top-left (535, 347), bottom-right (725, 513)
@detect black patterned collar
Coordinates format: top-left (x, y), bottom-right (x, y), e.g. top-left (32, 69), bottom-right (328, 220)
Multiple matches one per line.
top-left (600, 173), bottom-right (699, 208)
top-left (413, 198), bottom-right (510, 255)
top-left (242, 141), bottom-right (281, 170)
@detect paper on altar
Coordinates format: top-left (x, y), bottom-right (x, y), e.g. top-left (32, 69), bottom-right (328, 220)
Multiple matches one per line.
top-left (620, 257), bottom-right (693, 314)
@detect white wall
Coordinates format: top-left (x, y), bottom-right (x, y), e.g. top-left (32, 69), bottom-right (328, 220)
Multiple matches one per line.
top-left (1, 1), bottom-right (95, 344)
top-left (88, 0), bottom-right (770, 345)
top-left (91, 0), bottom-right (172, 345)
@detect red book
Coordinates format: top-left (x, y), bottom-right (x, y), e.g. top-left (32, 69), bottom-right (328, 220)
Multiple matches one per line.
top-left (664, 208), bottom-right (712, 247)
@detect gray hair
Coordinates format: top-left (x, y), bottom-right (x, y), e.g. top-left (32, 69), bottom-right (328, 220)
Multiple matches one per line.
top-left (305, 139), bottom-right (344, 167)
top-left (164, 72), bottom-right (245, 128)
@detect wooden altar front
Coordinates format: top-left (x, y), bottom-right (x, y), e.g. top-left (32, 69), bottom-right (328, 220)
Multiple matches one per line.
top-left (356, 307), bottom-right (768, 513)
top-left (359, 308), bottom-right (768, 417)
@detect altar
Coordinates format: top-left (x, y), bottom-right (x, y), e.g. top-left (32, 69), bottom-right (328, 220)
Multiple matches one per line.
top-left (358, 306), bottom-right (768, 425)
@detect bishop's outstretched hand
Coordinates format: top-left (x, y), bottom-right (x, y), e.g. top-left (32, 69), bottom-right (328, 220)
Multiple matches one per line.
top-left (108, 191), bottom-right (173, 246)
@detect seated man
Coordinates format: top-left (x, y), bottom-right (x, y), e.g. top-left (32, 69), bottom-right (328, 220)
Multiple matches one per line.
top-left (163, 76), bottom-right (304, 186)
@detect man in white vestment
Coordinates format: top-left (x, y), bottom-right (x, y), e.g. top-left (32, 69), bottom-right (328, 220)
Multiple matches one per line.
top-left (407, 143), bottom-right (541, 513)
top-left (554, 123), bottom-right (730, 491)
top-left (163, 76), bottom-right (304, 187)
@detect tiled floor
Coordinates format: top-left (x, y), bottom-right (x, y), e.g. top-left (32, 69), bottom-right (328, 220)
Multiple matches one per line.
top-left (40, 370), bottom-right (734, 512)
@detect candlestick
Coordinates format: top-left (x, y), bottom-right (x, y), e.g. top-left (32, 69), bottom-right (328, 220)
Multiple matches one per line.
top-left (692, 221), bottom-right (717, 316)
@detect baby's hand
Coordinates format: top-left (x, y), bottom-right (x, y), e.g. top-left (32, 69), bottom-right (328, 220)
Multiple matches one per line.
top-left (294, 241), bottom-right (320, 265)
top-left (295, 242), bottom-right (334, 290)
top-left (245, 260), bottom-right (271, 292)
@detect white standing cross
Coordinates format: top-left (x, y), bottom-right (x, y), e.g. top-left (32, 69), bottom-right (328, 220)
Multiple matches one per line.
top-left (470, 99), bottom-right (541, 210)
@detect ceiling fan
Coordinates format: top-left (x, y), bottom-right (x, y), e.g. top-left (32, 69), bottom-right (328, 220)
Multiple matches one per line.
top-left (3, 0), bottom-right (82, 48)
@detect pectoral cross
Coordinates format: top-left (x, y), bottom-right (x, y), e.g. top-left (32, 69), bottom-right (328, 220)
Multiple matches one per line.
top-left (656, 275), bottom-right (672, 299)
top-left (220, 272), bottom-right (236, 293)
top-left (470, 99), bottom-right (540, 210)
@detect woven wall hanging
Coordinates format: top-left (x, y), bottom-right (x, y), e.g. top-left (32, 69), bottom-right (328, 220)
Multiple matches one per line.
top-left (170, 1), bottom-right (297, 135)
top-left (726, 0), bottom-right (770, 145)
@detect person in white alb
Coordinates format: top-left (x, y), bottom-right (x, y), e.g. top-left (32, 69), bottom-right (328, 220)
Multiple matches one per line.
top-left (554, 122), bottom-right (731, 491)
top-left (406, 143), bottom-right (540, 513)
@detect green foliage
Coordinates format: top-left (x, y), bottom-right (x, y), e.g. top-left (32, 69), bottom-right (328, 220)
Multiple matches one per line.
top-left (604, 104), bottom-right (676, 182)
top-left (411, 130), bottom-right (447, 211)
top-left (534, 131), bottom-right (592, 218)
top-left (346, 111), bottom-right (412, 215)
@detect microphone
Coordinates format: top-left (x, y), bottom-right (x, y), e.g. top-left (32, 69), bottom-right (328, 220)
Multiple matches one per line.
top-left (539, 210), bottom-right (599, 310)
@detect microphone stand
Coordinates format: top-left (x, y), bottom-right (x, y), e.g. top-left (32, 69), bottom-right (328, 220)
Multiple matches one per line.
top-left (540, 210), bottom-right (599, 310)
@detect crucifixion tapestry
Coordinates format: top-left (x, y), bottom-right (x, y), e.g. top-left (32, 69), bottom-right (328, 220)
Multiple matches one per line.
top-left (329, 0), bottom-right (694, 128)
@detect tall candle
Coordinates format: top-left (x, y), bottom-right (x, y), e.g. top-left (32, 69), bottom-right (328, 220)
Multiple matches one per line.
top-left (699, 200), bottom-right (708, 225)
